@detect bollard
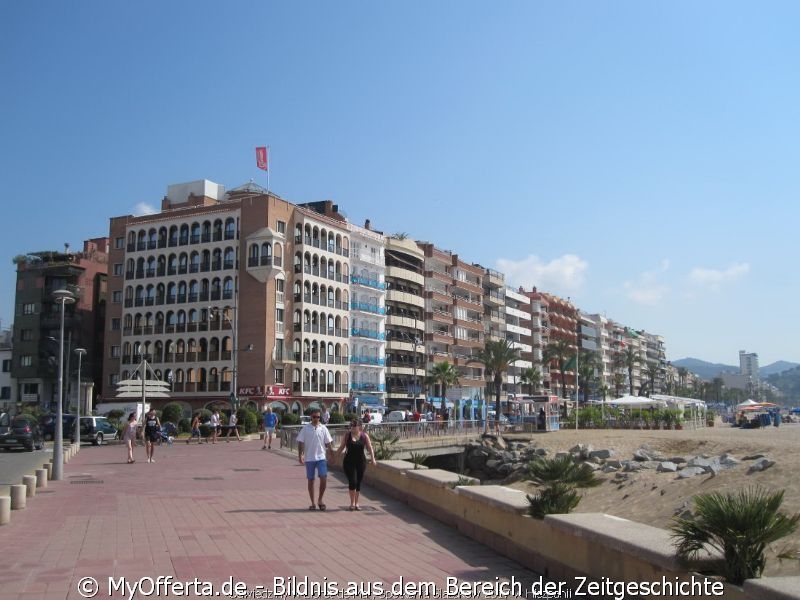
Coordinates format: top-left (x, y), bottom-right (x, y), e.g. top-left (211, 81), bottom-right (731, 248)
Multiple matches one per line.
top-left (43, 462), bottom-right (52, 480)
top-left (36, 469), bottom-right (48, 488)
top-left (10, 485), bottom-right (27, 510)
top-left (0, 496), bottom-right (10, 525)
top-left (22, 475), bottom-right (36, 498)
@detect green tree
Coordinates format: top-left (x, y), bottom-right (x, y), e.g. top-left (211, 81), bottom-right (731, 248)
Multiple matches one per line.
top-left (472, 339), bottom-right (520, 431)
top-left (639, 362), bottom-right (660, 397)
top-left (160, 402), bottom-right (184, 425)
top-left (577, 349), bottom-right (600, 403)
top-left (520, 366), bottom-right (542, 395)
top-left (670, 487), bottom-right (800, 585)
top-left (543, 339), bottom-right (574, 399)
top-left (618, 347), bottom-right (643, 396)
top-left (426, 361), bottom-right (460, 416)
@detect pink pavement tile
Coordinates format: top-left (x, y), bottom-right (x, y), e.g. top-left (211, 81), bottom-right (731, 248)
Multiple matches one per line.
top-left (0, 440), bottom-right (540, 599)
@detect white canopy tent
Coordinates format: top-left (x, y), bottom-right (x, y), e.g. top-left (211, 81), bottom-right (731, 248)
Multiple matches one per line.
top-left (651, 394), bottom-right (707, 428)
top-left (608, 395), bottom-right (668, 409)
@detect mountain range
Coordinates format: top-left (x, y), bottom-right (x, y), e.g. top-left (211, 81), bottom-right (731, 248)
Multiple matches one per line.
top-left (671, 358), bottom-right (799, 381)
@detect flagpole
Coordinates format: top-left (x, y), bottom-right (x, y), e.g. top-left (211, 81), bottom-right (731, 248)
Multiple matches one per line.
top-left (267, 146), bottom-right (270, 194)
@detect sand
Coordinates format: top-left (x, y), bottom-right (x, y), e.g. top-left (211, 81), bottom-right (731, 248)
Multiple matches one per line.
top-left (507, 421), bottom-right (800, 577)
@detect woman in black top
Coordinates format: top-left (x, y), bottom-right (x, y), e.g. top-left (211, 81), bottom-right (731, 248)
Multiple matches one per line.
top-left (337, 418), bottom-right (376, 511)
top-left (143, 409), bottom-right (161, 463)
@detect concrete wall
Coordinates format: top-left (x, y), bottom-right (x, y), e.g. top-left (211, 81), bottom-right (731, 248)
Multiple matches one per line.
top-left (365, 461), bottom-right (800, 600)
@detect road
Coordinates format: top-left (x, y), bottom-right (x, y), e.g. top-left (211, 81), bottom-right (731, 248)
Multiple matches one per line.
top-left (0, 446), bottom-right (53, 497)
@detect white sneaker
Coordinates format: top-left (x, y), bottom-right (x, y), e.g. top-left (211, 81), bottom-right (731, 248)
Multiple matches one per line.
top-left (147, 457), bottom-right (151, 463)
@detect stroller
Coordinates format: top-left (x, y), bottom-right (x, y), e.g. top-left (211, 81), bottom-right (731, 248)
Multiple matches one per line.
top-left (156, 422), bottom-right (177, 446)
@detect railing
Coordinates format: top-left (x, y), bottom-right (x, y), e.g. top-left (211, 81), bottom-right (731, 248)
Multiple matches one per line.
top-left (280, 419), bottom-right (487, 451)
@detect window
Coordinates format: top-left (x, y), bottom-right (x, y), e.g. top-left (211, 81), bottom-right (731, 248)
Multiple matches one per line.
top-left (20, 355), bottom-right (32, 367)
top-left (111, 318), bottom-right (121, 331)
top-left (109, 373), bottom-right (120, 386)
top-left (20, 329), bottom-right (33, 341)
top-left (22, 303), bottom-right (35, 315)
top-left (113, 263), bottom-right (123, 276)
top-left (0, 387), bottom-right (10, 400)
top-left (2, 359), bottom-right (11, 372)
top-left (112, 291), bottom-right (122, 303)
top-left (274, 368), bottom-right (284, 384)
top-left (111, 346), bottom-right (121, 358)
top-left (116, 237), bottom-right (125, 249)
top-left (276, 308), bottom-right (284, 323)
top-left (276, 220), bottom-right (286, 234)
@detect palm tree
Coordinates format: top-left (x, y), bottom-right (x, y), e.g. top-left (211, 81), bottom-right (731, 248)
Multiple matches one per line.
top-left (520, 367), bottom-right (541, 395)
top-left (577, 349), bottom-right (600, 403)
top-left (619, 347), bottom-right (643, 395)
top-left (543, 339), bottom-right (574, 399)
top-left (525, 454), bottom-right (601, 518)
top-left (677, 367), bottom-right (688, 391)
top-left (613, 373), bottom-right (626, 398)
top-left (639, 361), bottom-right (660, 397)
top-left (712, 377), bottom-right (724, 402)
top-left (670, 487), bottom-right (800, 584)
top-left (472, 339), bottom-right (520, 432)
top-left (426, 361), bottom-right (459, 417)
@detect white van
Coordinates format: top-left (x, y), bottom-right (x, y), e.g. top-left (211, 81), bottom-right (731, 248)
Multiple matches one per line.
top-left (364, 409), bottom-right (383, 424)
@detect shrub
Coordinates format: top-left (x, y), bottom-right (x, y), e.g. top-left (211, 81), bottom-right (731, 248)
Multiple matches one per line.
top-left (449, 475), bottom-right (479, 489)
top-left (370, 430), bottom-right (399, 460)
top-left (280, 412), bottom-right (300, 426)
top-left (670, 486), bottom-right (800, 584)
top-left (177, 417), bottom-right (191, 434)
top-left (161, 402), bottom-right (184, 425)
top-left (409, 452), bottom-right (428, 469)
top-left (524, 455), bottom-right (601, 519)
top-left (237, 407), bottom-right (258, 434)
top-left (328, 411), bottom-right (346, 424)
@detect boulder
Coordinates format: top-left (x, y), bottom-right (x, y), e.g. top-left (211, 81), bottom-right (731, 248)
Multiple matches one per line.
top-left (677, 467), bottom-right (705, 479)
top-left (657, 461), bottom-right (678, 473)
top-left (588, 448), bottom-right (614, 460)
top-left (747, 457), bottom-right (776, 473)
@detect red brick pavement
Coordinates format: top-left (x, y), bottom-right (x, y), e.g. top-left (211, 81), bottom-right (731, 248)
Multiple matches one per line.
top-left (0, 440), bottom-right (542, 599)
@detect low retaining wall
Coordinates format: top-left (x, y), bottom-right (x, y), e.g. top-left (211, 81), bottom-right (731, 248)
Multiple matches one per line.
top-left (365, 461), bottom-right (800, 600)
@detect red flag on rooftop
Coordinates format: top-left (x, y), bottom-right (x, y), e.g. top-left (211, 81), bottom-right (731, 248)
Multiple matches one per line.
top-left (256, 147), bottom-right (268, 171)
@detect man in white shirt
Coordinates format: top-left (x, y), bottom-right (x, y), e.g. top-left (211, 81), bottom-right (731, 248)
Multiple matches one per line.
top-left (210, 410), bottom-right (221, 444)
top-left (296, 408), bottom-right (334, 511)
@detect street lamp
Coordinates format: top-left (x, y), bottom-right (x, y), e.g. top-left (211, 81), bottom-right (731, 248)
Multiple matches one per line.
top-left (167, 371), bottom-right (174, 392)
top-left (74, 348), bottom-right (86, 450)
top-left (412, 335), bottom-right (422, 413)
top-left (52, 289), bottom-right (75, 481)
top-left (210, 306), bottom-right (238, 410)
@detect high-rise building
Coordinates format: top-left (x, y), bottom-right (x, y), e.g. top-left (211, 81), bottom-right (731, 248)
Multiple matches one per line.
top-left (11, 239), bottom-right (107, 412)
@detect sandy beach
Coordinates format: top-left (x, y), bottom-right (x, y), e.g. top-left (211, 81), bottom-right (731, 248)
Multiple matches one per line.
top-left (507, 421), bottom-right (800, 577)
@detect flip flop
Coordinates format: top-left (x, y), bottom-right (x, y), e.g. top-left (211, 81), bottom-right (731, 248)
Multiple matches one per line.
top-left (308, 505), bottom-right (317, 511)
top-left (354, 506), bottom-right (362, 511)
top-left (318, 504), bottom-right (327, 511)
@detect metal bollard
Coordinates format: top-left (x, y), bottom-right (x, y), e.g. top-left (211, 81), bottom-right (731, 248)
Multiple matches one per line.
top-left (10, 485), bottom-right (27, 510)
top-left (36, 469), bottom-right (48, 489)
top-left (0, 496), bottom-right (10, 525)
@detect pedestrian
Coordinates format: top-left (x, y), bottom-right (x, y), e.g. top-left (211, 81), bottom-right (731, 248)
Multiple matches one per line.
top-left (321, 407), bottom-right (331, 425)
top-left (209, 409), bottom-right (221, 444)
top-left (262, 406), bottom-right (278, 449)
top-left (187, 412), bottom-right (203, 444)
top-left (122, 412), bottom-right (138, 463)
top-left (143, 408), bottom-right (161, 463)
top-left (296, 408), bottom-right (334, 511)
top-left (337, 418), bottom-right (376, 511)
top-left (226, 411), bottom-right (241, 441)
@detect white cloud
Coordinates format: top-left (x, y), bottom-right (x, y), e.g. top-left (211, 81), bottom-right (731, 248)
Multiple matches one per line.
top-left (496, 254), bottom-right (588, 295)
top-left (133, 202), bottom-right (158, 216)
top-left (688, 262), bottom-right (750, 291)
top-left (622, 260), bottom-right (670, 306)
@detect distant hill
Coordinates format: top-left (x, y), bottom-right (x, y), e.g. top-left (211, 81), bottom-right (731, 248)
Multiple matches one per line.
top-left (672, 358), bottom-right (737, 381)
top-left (672, 358), bottom-right (800, 381)
top-left (767, 365), bottom-right (800, 398)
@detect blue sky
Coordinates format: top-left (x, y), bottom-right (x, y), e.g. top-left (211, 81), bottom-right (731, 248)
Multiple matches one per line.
top-left (2, 1), bottom-right (797, 366)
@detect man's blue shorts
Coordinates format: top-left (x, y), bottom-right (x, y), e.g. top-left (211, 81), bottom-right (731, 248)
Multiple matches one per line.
top-left (305, 459), bottom-right (328, 480)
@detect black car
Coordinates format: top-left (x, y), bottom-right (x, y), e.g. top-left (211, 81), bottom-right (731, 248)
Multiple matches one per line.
top-left (0, 413), bottom-right (45, 451)
top-left (39, 413), bottom-right (78, 442)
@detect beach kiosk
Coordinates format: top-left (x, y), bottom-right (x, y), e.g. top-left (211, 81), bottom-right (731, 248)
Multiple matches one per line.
top-left (518, 394), bottom-right (561, 432)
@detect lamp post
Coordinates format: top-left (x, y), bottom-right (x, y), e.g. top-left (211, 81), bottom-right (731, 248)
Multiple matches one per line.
top-left (411, 334), bottom-right (421, 413)
top-left (52, 289), bottom-right (75, 481)
top-left (210, 306), bottom-right (238, 410)
top-left (74, 348), bottom-right (86, 450)
top-left (167, 371), bottom-right (174, 393)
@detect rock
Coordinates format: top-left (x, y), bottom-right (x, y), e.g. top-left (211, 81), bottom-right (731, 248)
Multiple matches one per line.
top-left (485, 459), bottom-right (501, 470)
top-left (677, 467), bottom-right (705, 479)
top-left (633, 448), bottom-right (655, 461)
top-left (719, 455), bottom-right (741, 469)
top-left (605, 459), bottom-right (623, 469)
top-left (535, 448), bottom-right (549, 456)
top-left (555, 451), bottom-right (572, 461)
top-left (614, 472), bottom-right (629, 481)
top-left (747, 458), bottom-right (776, 473)
top-left (667, 456), bottom-right (687, 464)
top-left (601, 464), bottom-right (619, 473)
top-left (657, 462), bottom-right (678, 472)
top-left (743, 453), bottom-right (766, 461)
top-left (687, 457), bottom-right (721, 474)
top-left (582, 462), bottom-right (600, 472)
top-left (623, 461), bottom-right (643, 472)
top-left (640, 461), bottom-right (662, 470)
top-left (589, 448), bottom-right (614, 460)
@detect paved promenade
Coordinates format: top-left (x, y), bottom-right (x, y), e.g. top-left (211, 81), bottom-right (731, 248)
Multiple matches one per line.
top-left (0, 439), bottom-right (542, 599)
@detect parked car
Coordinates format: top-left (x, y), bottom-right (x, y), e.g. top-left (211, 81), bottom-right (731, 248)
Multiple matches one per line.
top-left (0, 413), bottom-right (45, 451)
top-left (79, 416), bottom-right (118, 446)
top-left (300, 415), bottom-right (312, 425)
top-left (386, 410), bottom-right (409, 423)
top-left (39, 413), bottom-right (77, 441)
